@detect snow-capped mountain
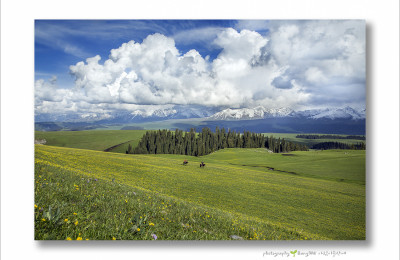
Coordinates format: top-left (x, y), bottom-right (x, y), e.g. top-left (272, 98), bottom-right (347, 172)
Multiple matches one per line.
top-left (208, 106), bottom-right (294, 120)
top-left (207, 106), bottom-right (365, 121)
top-left (129, 105), bottom-right (219, 120)
top-left (35, 112), bottom-right (112, 122)
top-left (312, 106), bottom-right (365, 120)
top-left (35, 105), bottom-right (220, 123)
top-left (169, 105), bottom-right (220, 119)
top-left (131, 108), bottom-right (177, 118)
top-left (35, 105), bottom-right (365, 123)
top-left (296, 106), bottom-right (365, 120)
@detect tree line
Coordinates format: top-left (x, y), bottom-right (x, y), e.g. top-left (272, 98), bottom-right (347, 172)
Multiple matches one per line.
top-left (296, 134), bottom-right (366, 140)
top-left (127, 127), bottom-right (308, 156)
top-left (311, 142), bottom-right (366, 150)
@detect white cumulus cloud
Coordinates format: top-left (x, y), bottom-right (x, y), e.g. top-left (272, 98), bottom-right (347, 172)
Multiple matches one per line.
top-left (35, 21), bottom-right (365, 117)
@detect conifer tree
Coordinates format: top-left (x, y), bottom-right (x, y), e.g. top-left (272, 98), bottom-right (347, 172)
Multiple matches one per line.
top-left (126, 143), bottom-right (133, 154)
top-left (132, 128), bottom-right (310, 155)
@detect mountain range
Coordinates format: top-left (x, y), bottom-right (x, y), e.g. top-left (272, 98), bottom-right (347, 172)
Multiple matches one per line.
top-left (35, 105), bottom-right (365, 123)
top-left (208, 106), bottom-right (365, 120)
top-left (35, 105), bottom-right (366, 135)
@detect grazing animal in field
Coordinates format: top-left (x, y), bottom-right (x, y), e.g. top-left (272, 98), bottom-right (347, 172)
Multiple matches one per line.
top-left (183, 160), bottom-right (188, 165)
top-left (200, 162), bottom-right (206, 167)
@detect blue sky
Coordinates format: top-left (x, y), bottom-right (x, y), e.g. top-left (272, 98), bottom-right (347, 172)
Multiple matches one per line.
top-left (35, 20), bottom-right (365, 117)
top-left (35, 20), bottom-right (242, 87)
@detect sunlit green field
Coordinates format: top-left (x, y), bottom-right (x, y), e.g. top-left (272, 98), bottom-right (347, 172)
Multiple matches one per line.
top-left (206, 148), bottom-right (365, 184)
top-left (35, 130), bottom-right (366, 155)
top-left (35, 130), bottom-right (147, 152)
top-left (35, 145), bottom-right (365, 240)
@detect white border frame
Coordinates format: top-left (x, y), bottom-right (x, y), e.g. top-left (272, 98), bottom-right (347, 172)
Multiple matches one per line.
top-left (1, 0), bottom-right (399, 259)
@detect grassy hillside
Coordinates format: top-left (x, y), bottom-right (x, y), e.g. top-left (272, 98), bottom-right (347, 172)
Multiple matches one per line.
top-left (35, 130), bottom-right (147, 152)
top-left (205, 148), bottom-right (365, 184)
top-left (35, 145), bottom-right (365, 240)
top-left (35, 159), bottom-right (313, 240)
top-left (35, 130), bottom-right (366, 154)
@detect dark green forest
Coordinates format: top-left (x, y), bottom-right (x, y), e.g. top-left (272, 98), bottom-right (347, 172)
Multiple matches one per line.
top-left (296, 134), bottom-right (366, 140)
top-left (311, 141), bottom-right (366, 150)
top-left (128, 127), bottom-right (308, 156)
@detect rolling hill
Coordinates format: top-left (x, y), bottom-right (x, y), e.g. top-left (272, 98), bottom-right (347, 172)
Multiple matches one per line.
top-left (35, 145), bottom-right (365, 240)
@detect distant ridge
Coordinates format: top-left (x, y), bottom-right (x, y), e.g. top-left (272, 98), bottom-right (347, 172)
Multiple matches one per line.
top-left (207, 106), bottom-right (365, 121)
top-left (208, 107), bottom-right (293, 120)
top-left (35, 105), bottom-right (365, 123)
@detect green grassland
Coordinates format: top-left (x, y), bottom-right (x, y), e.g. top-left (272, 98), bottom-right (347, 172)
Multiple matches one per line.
top-left (35, 158), bottom-right (313, 240)
top-left (35, 145), bottom-right (365, 240)
top-left (206, 149), bottom-right (365, 184)
top-left (35, 130), bottom-right (147, 152)
top-left (262, 133), bottom-right (366, 147)
top-left (35, 130), bottom-right (366, 155)
top-left (105, 140), bottom-right (137, 153)
top-left (35, 129), bottom-right (200, 154)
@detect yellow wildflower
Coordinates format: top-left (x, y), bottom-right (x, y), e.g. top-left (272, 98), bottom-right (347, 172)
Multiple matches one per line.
top-left (137, 228), bottom-right (140, 232)
top-left (112, 237), bottom-right (116, 240)
top-left (76, 237), bottom-right (83, 240)
top-left (41, 218), bottom-right (46, 222)
top-left (73, 212), bottom-right (77, 215)
top-left (74, 220), bottom-right (78, 226)
top-left (64, 219), bottom-right (68, 222)
top-left (66, 237), bottom-right (72, 241)
top-left (34, 204), bottom-right (38, 209)
top-left (149, 222), bottom-right (154, 226)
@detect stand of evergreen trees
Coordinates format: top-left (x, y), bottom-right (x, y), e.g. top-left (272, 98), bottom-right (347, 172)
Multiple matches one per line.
top-left (296, 134), bottom-right (366, 140)
top-left (311, 141), bottom-right (366, 150)
top-left (128, 127), bottom-right (308, 156)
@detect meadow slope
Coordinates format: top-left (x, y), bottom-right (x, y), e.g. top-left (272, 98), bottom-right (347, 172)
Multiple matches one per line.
top-left (35, 130), bottom-right (366, 154)
top-left (35, 145), bottom-right (365, 240)
top-left (35, 130), bottom-right (147, 152)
